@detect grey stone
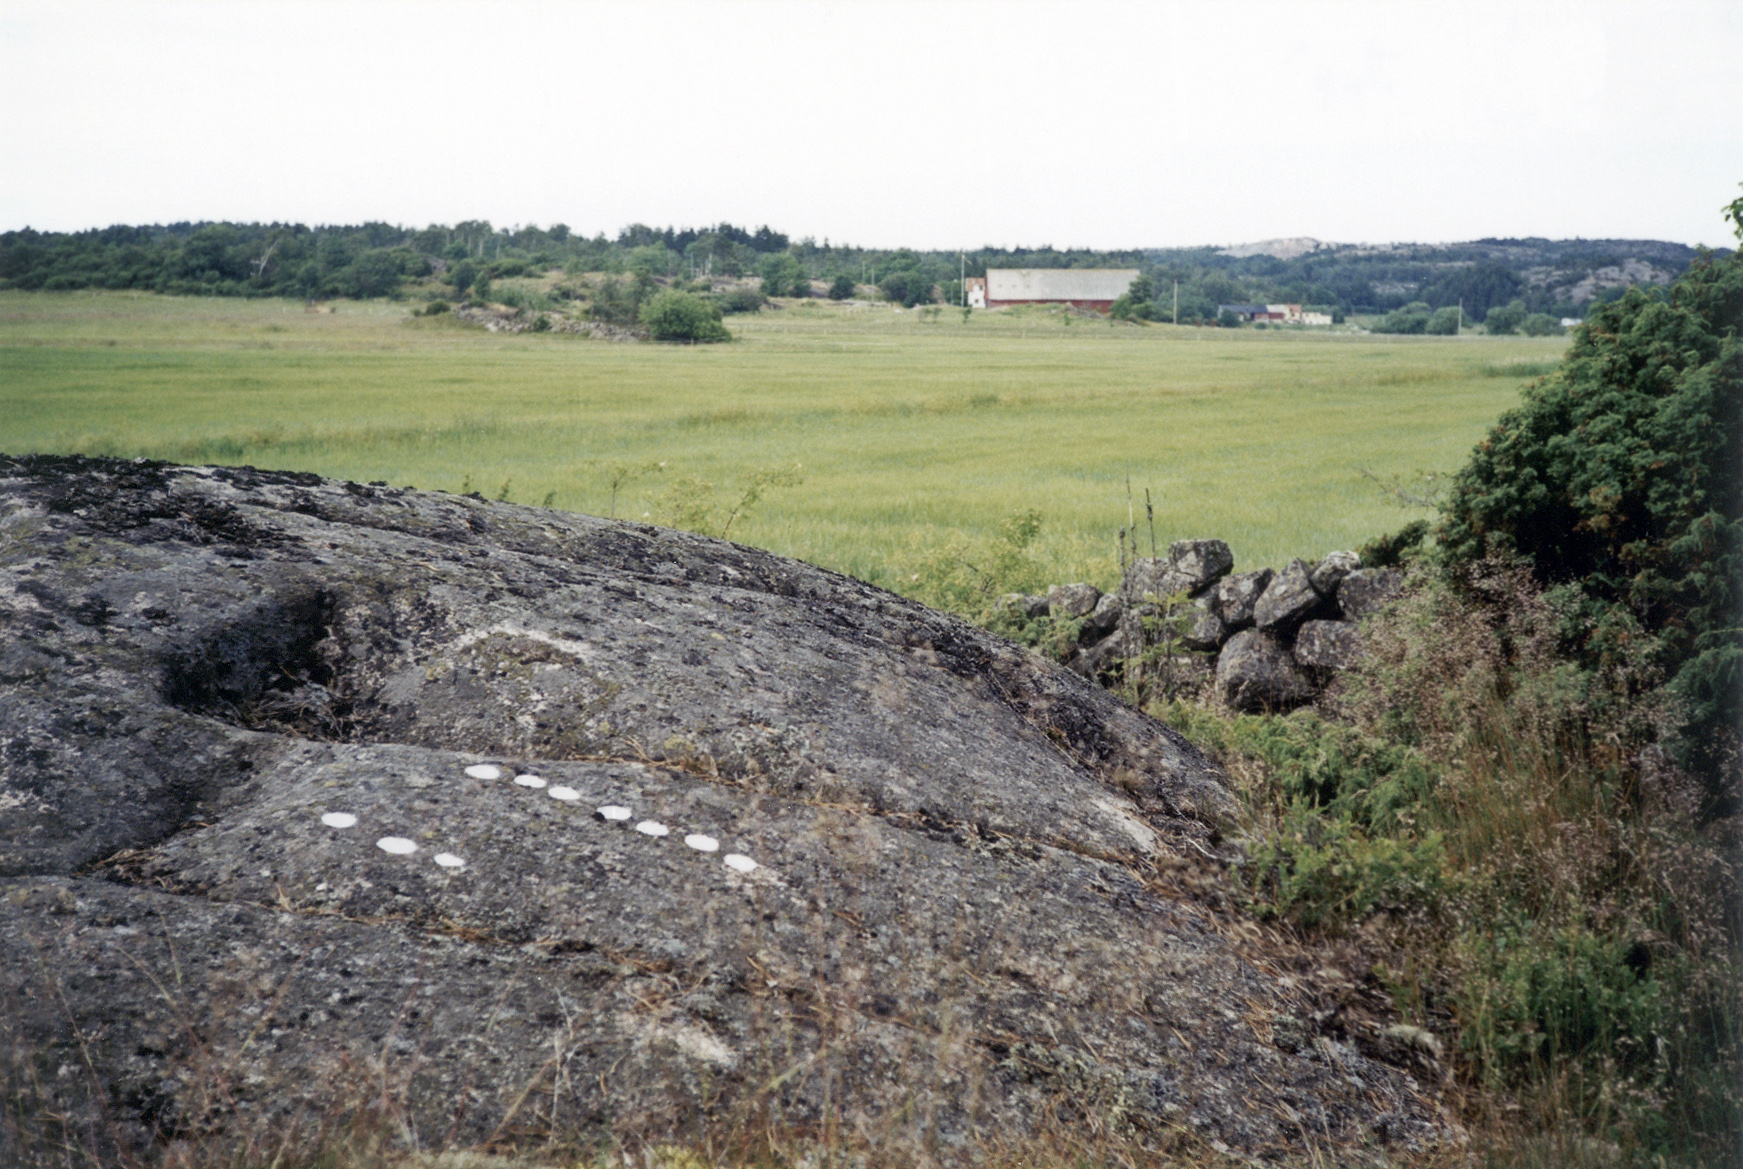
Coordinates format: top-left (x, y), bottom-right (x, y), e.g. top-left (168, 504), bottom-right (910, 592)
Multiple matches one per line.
top-left (1212, 568), bottom-right (1275, 629)
top-left (1167, 539), bottom-right (1235, 593)
top-left (1309, 550), bottom-right (1361, 597)
top-left (1181, 598), bottom-right (1229, 652)
top-left (1293, 620), bottom-right (1365, 670)
top-left (1338, 567), bottom-right (1406, 622)
top-left (1071, 628), bottom-right (1128, 682)
top-left (1216, 630), bottom-right (1317, 712)
top-left (996, 592), bottom-right (1049, 620)
top-left (1253, 559), bottom-right (1325, 633)
top-left (1121, 556), bottom-right (1195, 603)
top-left (1125, 541), bottom-right (1235, 604)
top-left (0, 455), bottom-right (1455, 1164)
top-left (1047, 581), bottom-right (1101, 619)
top-left (1084, 591), bottom-right (1124, 639)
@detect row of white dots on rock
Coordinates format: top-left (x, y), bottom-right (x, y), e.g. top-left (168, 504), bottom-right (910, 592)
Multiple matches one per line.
top-left (313, 764), bottom-right (760, 875)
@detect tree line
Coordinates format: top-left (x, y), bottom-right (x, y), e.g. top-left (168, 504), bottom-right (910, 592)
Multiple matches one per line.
top-left (0, 219), bottom-right (1722, 324)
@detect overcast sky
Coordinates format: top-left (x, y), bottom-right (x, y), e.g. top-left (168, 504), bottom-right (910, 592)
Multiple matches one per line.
top-left (3, 0), bottom-right (1739, 249)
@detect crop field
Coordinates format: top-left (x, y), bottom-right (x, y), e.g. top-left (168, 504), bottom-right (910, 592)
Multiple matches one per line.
top-left (0, 290), bottom-right (1568, 594)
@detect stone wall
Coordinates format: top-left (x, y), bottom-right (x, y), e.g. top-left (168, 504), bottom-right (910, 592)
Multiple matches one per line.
top-left (1001, 539), bottom-right (1404, 712)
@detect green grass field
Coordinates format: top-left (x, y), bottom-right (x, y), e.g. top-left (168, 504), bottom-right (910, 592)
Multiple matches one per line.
top-left (0, 290), bottom-right (1567, 594)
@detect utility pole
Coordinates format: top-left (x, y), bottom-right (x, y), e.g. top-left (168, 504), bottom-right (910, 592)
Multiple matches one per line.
top-left (1173, 280), bottom-right (1179, 326)
top-left (1458, 298), bottom-right (1464, 336)
top-left (960, 251), bottom-right (966, 307)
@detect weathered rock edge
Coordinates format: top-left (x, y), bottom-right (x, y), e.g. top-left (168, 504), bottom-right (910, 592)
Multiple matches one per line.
top-left (0, 455), bottom-right (1455, 1164)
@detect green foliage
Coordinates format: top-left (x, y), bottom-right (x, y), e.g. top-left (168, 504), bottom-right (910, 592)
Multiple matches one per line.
top-left (658, 463), bottom-right (803, 538)
top-left (1425, 306), bottom-right (1462, 335)
top-left (638, 290), bottom-right (731, 343)
top-left (1518, 312), bottom-right (1566, 337)
top-left (1372, 301), bottom-right (1433, 334)
top-left (419, 299), bottom-right (449, 316)
top-left (1356, 519), bottom-right (1429, 567)
top-left (1159, 552), bottom-right (1741, 1163)
top-left (1486, 299), bottom-right (1527, 335)
top-left (1439, 230), bottom-right (1743, 780)
top-left (759, 253), bottom-right (808, 298)
top-left (589, 274), bottom-right (645, 324)
top-left (1110, 274), bottom-right (1159, 322)
top-left (827, 274), bottom-right (856, 300)
top-left (878, 269), bottom-right (934, 308)
top-left (714, 287), bottom-right (765, 314)
top-left (900, 509), bottom-right (1047, 620)
top-left (1243, 806), bottom-right (1447, 928)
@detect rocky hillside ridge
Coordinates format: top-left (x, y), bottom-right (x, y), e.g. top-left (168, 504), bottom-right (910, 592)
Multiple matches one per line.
top-left (0, 455), bottom-right (1456, 1165)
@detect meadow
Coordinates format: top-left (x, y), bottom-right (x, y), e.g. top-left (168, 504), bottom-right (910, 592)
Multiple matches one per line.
top-left (0, 290), bottom-right (1564, 595)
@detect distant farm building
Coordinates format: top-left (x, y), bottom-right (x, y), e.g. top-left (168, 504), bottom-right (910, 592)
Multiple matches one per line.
top-left (967, 269), bottom-right (1140, 312)
top-left (1217, 303), bottom-right (1334, 326)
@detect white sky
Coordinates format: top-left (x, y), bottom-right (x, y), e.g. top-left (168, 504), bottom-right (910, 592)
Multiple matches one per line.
top-left (3, 0), bottom-right (1740, 250)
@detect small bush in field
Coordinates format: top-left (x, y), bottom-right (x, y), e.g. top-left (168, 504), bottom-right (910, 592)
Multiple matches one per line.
top-left (638, 290), bottom-right (731, 343)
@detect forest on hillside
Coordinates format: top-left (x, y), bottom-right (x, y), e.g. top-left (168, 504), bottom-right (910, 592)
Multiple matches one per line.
top-left (0, 217), bottom-right (1723, 326)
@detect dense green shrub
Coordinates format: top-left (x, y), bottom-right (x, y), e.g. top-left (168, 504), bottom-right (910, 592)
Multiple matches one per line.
top-left (878, 269), bottom-right (934, 308)
top-left (1486, 299), bottom-right (1527, 335)
top-left (1371, 301), bottom-right (1433, 334)
top-left (713, 287), bottom-right (765, 314)
top-left (827, 274), bottom-right (856, 300)
top-left (1518, 311), bottom-right (1567, 336)
top-left (1439, 211), bottom-right (1743, 783)
top-left (638, 289), bottom-right (731, 343)
top-left (1425, 305), bottom-right (1462, 334)
top-left (759, 253), bottom-right (809, 298)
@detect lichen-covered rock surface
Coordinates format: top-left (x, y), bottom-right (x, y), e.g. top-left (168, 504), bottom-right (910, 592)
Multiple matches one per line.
top-left (0, 455), bottom-right (1456, 1165)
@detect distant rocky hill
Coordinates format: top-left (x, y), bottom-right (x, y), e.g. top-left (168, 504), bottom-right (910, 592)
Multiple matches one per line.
top-left (0, 456), bottom-right (1459, 1166)
top-left (1184, 235), bottom-right (1715, 319)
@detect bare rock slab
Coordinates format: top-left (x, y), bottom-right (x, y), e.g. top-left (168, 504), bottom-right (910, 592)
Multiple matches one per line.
top-left (0, 455), bottom-right (1455, 1164)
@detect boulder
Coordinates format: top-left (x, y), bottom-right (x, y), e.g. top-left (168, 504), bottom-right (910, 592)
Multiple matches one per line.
top-left (1212, 568), bottom-right (1274, 629)
top-left (1167, 539), bottom-right (1234, 593)
top-left (1047, 581), bottom-right (1101, 619)
top-left (1180, 598), bottom-right (1229, 652)
top-left (1294, 620), bottom-right (1365, 670)
top-left (1072, 628), bottom-right (1129, 683)
top-left (1253, 559), bottom-right (1325, 634)
top-left (0, 456), bottom-right (1454, 1165)
top-left (1216, 630), bottom-right (1316, 712)
top-left (1120, 539), bottom-right (1233, 605)
top-left (1309, 550), bottom-right (1361, 597)
top-left (1121, 556), bottom-right (1194, 603)
top-left (1083, 591), bottom-right (1125, 639)
top-left (1338, 567), bottom-right (1406, 622)
top-left (996, 592), bottom-right (1050, 620)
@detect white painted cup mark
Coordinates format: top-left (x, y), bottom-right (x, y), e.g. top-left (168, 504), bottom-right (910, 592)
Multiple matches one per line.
top-left (320, 812), bottom-right (358, 829)
top-left (377, 837), bottom-right (418, 855)
top-left (548, 786), bottom-right (580, 802)
top-left (433, 853), bottom-right (465, 869)
top-left (723, 853), bottom-right (758, 873)
top-left (464, 764), bottom-right (502, 780)
top-left (514, 774), bottom-right (547, 789)
top-left (597, 805), bottom-right (632, 822)
top-left (684, 834), bottom-right (719, 852)
top-left (635, 820), bottom-right (670, 837)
